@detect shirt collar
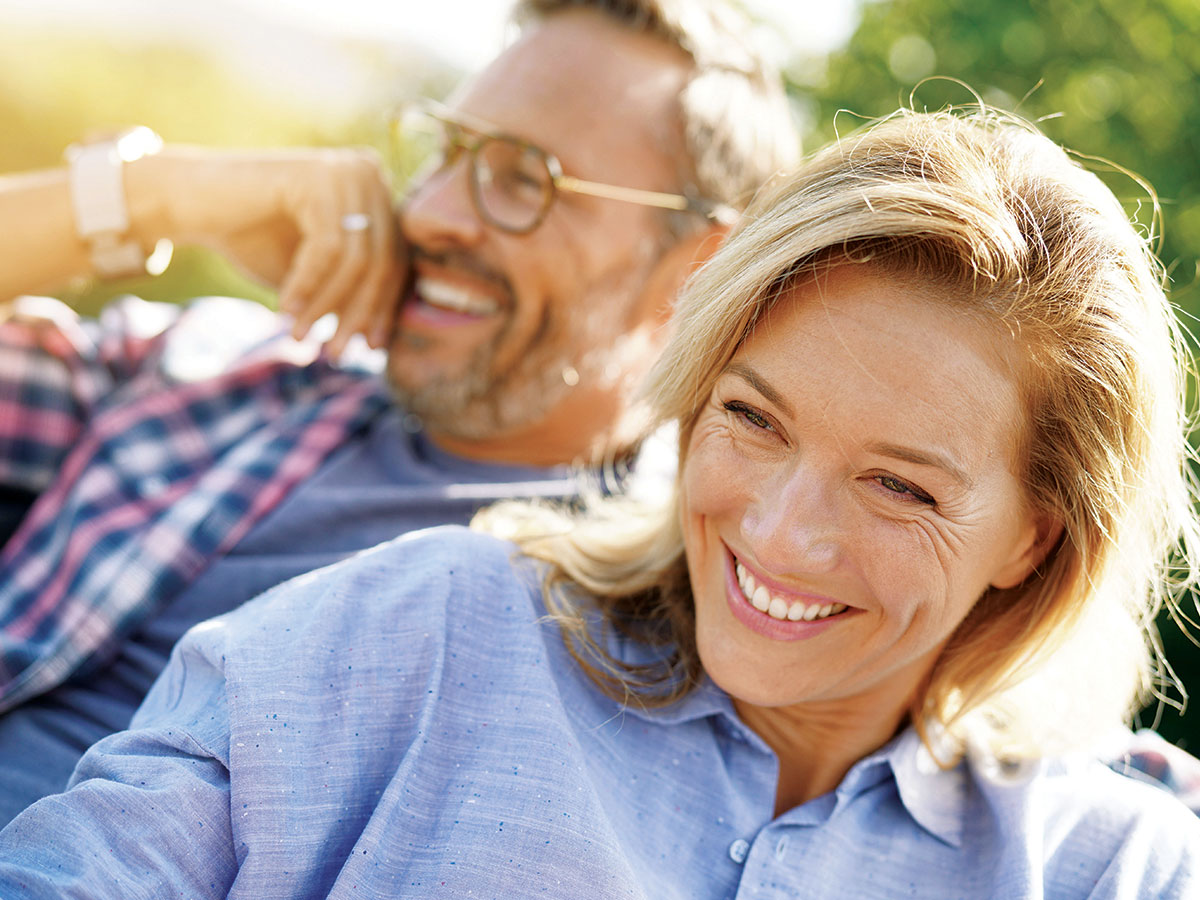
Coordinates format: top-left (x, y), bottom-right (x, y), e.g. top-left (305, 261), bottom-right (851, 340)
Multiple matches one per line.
top-left (619, 673), bottom-right (737, 726)
top-left (591, 607), bottom-right (967, 846)
top-left (591, 612), bottom-right (735, 726)
top-left (883, 726), bottom-right (967, 848)
top-left (628, 681), bottom-right (968, 847)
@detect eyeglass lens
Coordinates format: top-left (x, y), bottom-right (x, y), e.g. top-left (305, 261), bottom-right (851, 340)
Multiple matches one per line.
top-left (470, 138), bottom-right (555, 232)
top-left (396, 109), bottom-right (557, 233)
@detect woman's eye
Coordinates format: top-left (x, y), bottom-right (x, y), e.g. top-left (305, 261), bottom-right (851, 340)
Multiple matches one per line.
top-left (875, 475), bottom-right (935, 505)
top-left (723, 401), bottom-right (773, 432)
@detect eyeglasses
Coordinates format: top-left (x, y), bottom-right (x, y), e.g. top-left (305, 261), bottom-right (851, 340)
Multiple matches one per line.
top-left (390, 100), bottom-right (734, 235)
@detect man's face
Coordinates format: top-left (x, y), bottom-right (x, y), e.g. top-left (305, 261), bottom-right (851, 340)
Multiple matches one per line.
top-left (390, 9), bottom-right (694, 465)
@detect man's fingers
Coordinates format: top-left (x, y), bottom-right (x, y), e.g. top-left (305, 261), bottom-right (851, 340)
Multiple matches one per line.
top-left (355, 178), bottom-right (404, 351)
top-left (278, 150), bottom-right (402, 351)
top-left (368, 269), bottom-right (405, 349)
top-left (326, 269), bottom-right (387, 356)
top-left (278, 231), bottom-right (341, 329)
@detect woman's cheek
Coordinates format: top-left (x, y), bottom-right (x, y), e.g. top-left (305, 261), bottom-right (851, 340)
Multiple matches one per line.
top-left (683, 425), bottom-right (753, 520)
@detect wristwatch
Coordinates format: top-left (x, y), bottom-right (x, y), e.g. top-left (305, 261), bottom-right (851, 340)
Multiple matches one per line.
top-left (65, 126), bottom-right (166, 278)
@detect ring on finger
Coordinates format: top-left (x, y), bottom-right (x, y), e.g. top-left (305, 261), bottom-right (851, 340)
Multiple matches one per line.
top-left (340, 212), bottom-right (371, 233)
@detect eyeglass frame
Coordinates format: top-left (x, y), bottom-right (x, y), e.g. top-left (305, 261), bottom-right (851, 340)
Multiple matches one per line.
top-left (391, 99), bottom-right (736, 235)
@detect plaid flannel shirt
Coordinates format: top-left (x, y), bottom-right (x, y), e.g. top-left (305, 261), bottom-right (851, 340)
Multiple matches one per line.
top-left (0, 295), bottom-right (389, 711)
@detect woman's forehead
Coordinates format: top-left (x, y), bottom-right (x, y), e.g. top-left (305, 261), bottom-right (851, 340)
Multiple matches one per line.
top-left (730, 264), bottom-right (1029, 472)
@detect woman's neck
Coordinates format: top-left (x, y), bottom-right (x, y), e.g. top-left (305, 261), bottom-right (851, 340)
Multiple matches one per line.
top-left (733, 695), bottom-right (913, 817)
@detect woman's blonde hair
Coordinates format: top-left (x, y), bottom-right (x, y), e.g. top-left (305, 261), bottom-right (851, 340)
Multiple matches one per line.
top-left (477, 107), bottom-right (1199, 759)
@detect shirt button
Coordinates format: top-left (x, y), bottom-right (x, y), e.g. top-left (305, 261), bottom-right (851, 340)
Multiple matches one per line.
top-left (774, 836), bottom-right (789, 860)
top-left (728, 838), bottom-right (750, 864)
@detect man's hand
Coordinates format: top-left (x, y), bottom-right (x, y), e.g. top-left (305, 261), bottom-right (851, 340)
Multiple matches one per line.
top-left (131, 146), bottom-right (406, 356)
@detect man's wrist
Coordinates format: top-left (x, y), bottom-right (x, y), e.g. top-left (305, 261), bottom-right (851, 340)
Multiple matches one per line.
top-left (65, 127), bottom-right (172, 278)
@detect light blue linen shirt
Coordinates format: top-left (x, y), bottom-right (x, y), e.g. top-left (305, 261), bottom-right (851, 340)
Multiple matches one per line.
top-left (0, 526), bottom-right (1196, 899)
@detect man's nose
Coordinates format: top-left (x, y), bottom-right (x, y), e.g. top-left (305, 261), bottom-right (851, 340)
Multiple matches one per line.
top-left (741, 463), bottom-right (841, 576)
top-left (401, 159), bottom-right (486, 251)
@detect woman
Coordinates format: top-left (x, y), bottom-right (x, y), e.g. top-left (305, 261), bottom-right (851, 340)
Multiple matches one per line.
top-left (0, 108), bottom-right (1197, 897)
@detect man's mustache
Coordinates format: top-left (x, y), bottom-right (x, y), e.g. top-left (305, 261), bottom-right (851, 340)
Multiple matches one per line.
top-left (405, 245), bottom-right (512, 297)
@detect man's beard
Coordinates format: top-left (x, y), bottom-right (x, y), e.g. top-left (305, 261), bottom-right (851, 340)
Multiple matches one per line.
top-left (387, 310), bottom-right (581, 441)
top-left (388, 237), bottom-right (663, 443)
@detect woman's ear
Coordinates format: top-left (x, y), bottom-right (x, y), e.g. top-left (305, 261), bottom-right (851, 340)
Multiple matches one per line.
top-left (990, 513), bottom-right (1064, 590)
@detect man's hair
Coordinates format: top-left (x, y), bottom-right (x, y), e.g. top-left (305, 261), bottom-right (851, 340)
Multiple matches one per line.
top-left (511, 0), bottom-right (799, 221)
top-left (478, 107), bottom-right (1200, 763)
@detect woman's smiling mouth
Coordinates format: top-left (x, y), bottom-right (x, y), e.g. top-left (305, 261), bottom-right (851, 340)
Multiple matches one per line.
top-left (735, 560), bottom-right (848, 621)
top-left (722, 546), bottom-right (853, 641)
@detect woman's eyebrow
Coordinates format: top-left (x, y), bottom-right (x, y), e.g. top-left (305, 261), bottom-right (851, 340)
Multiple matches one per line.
top-left (725, 363), bottom-right (794, 417)
top-left (866, 441), bottom-right (974, 489)
top-left (725, 362), bottom-right (974, 489)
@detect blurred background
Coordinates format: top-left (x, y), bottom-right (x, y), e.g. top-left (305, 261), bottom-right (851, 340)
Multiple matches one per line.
top-left (1, 0), bottom-right (1197, 747)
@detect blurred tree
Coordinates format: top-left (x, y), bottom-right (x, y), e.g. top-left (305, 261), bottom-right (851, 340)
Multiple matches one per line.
top-left (799, 0), bottom-right (1198, 316)
top-left (798, 0), bottom-right (1200, 748)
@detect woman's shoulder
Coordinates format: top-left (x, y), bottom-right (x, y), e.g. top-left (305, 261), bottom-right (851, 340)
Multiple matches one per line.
top-left (197, 525), bottom-right (539, 661)
top-left (1057, 758), bottom-right (1199, 893)
top-left (353, 523), bottom-right (521, 573)
top-left (1044, 749), bottom-right (1200, 830)
top-left (968, 745), bottom-right (1200, 894)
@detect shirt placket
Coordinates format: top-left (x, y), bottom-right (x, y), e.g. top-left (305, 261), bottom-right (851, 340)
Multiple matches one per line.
top-left (722, 742), bottom-right (895, 899)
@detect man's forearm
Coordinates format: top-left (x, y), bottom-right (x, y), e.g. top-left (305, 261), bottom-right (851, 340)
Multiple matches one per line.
top-left (0, 167), bottom-right (94, 301)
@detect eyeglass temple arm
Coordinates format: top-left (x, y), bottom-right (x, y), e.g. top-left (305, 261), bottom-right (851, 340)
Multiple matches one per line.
top-left (553, 175), bottom-right (688, 209)
top-left (554, 175), bottom-right (736, 223)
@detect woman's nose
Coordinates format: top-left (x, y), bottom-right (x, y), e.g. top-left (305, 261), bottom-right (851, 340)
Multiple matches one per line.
top-left (401, 159), bottom-right (485, 251)
top-left (740, 464), bottom-right (841, 575)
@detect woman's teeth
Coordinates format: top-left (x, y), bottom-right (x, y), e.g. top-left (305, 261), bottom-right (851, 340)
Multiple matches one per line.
top-left (415, 277), bottom-right (500, 315)
top-left (735, 561), bottom-right (847, 622)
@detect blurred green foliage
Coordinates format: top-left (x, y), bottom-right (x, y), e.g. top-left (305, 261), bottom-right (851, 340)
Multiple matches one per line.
top-left (797, 0), bottom-right (1200, 749)
top-left (797, 0), bottom-right (1199, 326)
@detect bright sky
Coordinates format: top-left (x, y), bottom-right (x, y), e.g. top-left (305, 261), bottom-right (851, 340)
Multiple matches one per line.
top-left (0, 0), bottom-right (863, 118)
top-left (0, 0), bottom-right (863, 69)
top-left (237, 0), bottom-right (865, 66)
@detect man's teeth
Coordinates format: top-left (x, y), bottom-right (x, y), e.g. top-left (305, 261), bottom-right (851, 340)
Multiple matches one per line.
top-left (736, 561), bottom-right (847, 622)
top-left (415, 278), bottom-right (500, 315)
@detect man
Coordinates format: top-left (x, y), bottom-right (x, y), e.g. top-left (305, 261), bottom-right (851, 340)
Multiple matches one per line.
top-left (0, 0), bottom-right (798, 823)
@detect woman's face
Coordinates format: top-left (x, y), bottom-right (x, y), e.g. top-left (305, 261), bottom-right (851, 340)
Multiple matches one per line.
top-left (681, 264), bottom-right (1049, 720)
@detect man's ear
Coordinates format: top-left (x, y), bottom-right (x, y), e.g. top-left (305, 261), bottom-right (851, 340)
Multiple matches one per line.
top-left (632, 221), bottom-right (732, 329)
top-left (990, 513), bottom-right (1065, 590)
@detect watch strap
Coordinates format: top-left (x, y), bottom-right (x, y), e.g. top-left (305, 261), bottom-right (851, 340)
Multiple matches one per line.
top-left (66, 127), bottom-right (163, 278)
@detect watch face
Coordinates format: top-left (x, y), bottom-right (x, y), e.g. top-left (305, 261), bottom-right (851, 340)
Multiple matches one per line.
top-left (115, 126), bottom-right (163, 163)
